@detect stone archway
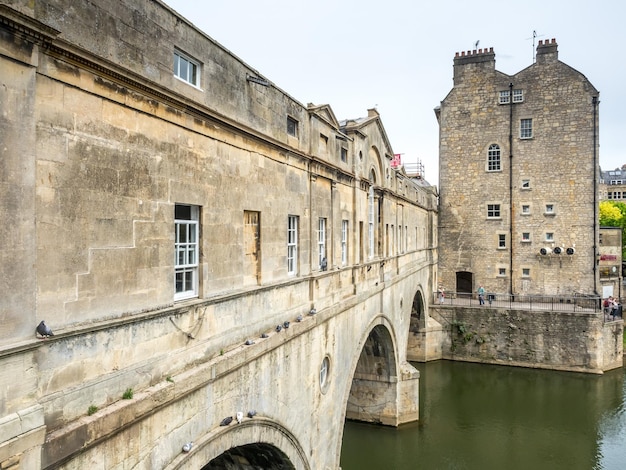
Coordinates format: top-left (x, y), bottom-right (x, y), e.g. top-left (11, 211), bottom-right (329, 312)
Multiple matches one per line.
top-left (202, 443), bottom-right (295, 469)
top-left (406, 288), bottom-right (444, 362)
top-left (345, 321), bottom-right (418, 427)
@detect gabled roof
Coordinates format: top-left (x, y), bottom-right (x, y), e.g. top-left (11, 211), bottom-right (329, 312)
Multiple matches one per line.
top-left (339, 108), bottom-right (395, 157)
top-left (307, 103), bottom-right (340, 129)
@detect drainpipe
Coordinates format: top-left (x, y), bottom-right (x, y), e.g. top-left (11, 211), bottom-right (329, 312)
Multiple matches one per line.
top-left (592, 96), bottom-right (599, 295)
top-left (509, 82), bottom-right (514, 297)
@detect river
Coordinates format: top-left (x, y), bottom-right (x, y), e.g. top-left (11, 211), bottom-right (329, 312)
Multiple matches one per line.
top-left (340, 360), bottom-right (626, 470)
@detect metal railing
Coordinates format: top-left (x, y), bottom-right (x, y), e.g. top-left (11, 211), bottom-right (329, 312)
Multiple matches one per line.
top-left (433, 291), bottom-right (605, 313)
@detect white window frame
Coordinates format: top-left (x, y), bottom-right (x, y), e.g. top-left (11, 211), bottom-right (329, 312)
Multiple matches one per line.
top-left (521, 179), bottom-right (531, 189)
top-left (175, 204), bottom-right (199, 301)
top-left (545, 204), bottom-right (555, 215)
top-left (318, 218), bottom-right (327, 269)
top-left (512, 89), bottom-right (524, 103)
top-left (174, 50), bottom-right (200, 87)
top-left (499, 90), bottom-right (510, 104)
top-left (520, 118), bottom-right (533, 139)
top-left (341, 220), bottom-right (348, 265)
top-left (522, 232), bottom-right (531, 242)
top-left (498, 267), bottom-right (506, 276)
top-left (287, 215), bottom-right (298, 275)
top-left (487, 204), bottom-right (501, 219)
top-left (546, 232), bottom-right (554, 242)
top-left (498, 234), bottom-right (506, 249)
top-left (487, 144), bottom-right (501, 171)
top-left (522, 204), bottom-right (531, 215)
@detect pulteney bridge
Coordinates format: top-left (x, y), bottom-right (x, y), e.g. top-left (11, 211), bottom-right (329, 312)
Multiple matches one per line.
top-left (19, 259), bottom-right (433, 470)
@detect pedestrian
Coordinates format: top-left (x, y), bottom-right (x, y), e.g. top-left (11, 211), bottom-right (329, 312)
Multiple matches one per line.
top-left (438, 285), bottom-right (445, 304)
top-left (477, 285), bottom-right (485, 305)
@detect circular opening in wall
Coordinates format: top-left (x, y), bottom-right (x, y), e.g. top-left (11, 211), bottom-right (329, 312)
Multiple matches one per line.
top-left (319, 356), bottom-right (331, 394)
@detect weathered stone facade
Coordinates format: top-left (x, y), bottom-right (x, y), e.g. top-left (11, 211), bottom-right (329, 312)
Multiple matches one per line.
top-left (436, 40), bottom-right (600, 297)
top-left (431, 305), bottom-right (623, 374)
top-left (0, 1), bottom-right (438, 468)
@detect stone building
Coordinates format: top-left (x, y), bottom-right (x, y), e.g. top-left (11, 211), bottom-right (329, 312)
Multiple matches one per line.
top-left (436, 39), bottom-right (600, 297)
top-left (0, 0), bottom-right (437, 468)
top-left (600, 165), bottom-right (626, 202)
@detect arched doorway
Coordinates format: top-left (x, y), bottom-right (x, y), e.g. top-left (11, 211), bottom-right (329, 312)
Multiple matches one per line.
top-left (202, 443), bottom-right (295, 469)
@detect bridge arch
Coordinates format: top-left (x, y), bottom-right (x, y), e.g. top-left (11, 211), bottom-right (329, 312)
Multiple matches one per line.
top-left (165, 419), bottom-right (310, 470)
top-left (342, 315), bottom-right (403, 426)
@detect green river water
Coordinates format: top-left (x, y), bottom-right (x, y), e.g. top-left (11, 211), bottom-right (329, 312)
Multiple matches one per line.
top-left (340, 360), bottom-right (626, 470)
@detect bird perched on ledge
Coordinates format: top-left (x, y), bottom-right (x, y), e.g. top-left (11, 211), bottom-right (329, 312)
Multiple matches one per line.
top-left (36, 321), bottom-right (54, 339)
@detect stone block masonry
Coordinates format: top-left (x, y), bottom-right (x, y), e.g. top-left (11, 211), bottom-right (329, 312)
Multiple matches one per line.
top-left (432, 306), bottom-right (623, 374)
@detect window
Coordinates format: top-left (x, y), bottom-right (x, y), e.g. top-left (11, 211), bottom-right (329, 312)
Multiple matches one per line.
top-left (521, 179), bottom-right (530, 189)
top-left (522, 268), bottom-right (530, 277)
top-left (287, 116), bottom-right (298, 137)
top-left (174, 51), bottom-right (200, 87)
top-left (368, 186), bottom-right (375, 258)
top-left (522, 204), bottom-right (530, 215)
top-left (341, 147), bottom-right (348, 163)
top-left (341, 220), bottom-right (348, 265)
top-left (498, 268), bottom-right (506, 276)
top-left (498, 234), bottom-right (506, 248)
top-left (545, 204), bottom-right (555, 215)
top-left (522, 232), bottom-right (531, 242)
top-left (487, 204), bottom-right (501, 218)
top-left (546, 232), bottom-right (554, 242)
top-left (520, 119), bottom-right (533, 139)
top-left (319, 133), bottom-right (328, 151)
top-left (175, 204), bottom-right (199, 301)
top-left (318, 218), bottom-right (327, 269)
top-left (499, 89), bottom-right (523, 104)
top-left (287, 216), bottom-right (298, 275)
top-left (487, 144), bottom-right (501, 171)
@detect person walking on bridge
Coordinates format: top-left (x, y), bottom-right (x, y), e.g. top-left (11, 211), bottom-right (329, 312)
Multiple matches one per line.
top-left (477, 285), bottom-right (485, 306)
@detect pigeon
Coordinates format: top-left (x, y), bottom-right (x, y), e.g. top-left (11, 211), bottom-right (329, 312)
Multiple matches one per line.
top-left (236, 411), bottom-right (243, 424)
top-left (182, 442), bottom-right (193, 453)
top-left (260, 333), bottom-right (269, 338)
top-left (245, 339), bottom-right (255, 346)
top-left (36, 321), bottom-right (54, 338)
top-left (283, 321), bottom-right (290, 329)
top-left (247, 410), bottom-right (257, 418)
top-left (309, 308), bottom-right (317, 316)
top-left (220, 416), bottom-right (233, 426)
top-left (296, 315), bottom-right (303, 322)
top-left (275, 324), bottom-right (282, 332)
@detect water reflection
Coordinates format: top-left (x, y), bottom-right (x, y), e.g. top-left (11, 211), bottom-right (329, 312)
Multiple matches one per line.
top-left (340, 361), bottom-right (625, 470)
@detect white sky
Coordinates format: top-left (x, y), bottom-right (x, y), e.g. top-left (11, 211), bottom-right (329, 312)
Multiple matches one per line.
top-left (163, 0), bottom-right (624, 185)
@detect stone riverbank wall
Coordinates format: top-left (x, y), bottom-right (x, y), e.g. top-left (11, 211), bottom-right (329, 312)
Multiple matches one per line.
top-left (428, 306), bottom-right (623, 374)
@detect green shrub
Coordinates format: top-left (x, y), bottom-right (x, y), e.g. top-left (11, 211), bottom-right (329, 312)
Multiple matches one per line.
top-left (122, 388), bottom-right (134, 399)
top-left (87, 405), bottom-right (98, 416)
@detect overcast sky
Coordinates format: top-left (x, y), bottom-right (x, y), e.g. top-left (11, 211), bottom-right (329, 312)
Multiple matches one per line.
top-left (163, 0), bottom-right (624, 185)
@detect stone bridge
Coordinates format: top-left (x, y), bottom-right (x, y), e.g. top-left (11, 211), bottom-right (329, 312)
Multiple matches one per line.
top-left (18, 261), bottom-right (431, 470)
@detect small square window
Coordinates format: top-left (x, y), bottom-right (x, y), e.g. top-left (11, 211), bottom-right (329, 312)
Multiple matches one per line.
top-left (522, 232), bottom-right (531, 242)
top-left (522, 268), bottom-right (530, 277)
top-left (522, 205), bottom-right (530, 215)
top-left (521, 179), bottom-right (530, 189)
top-left (174, 51), bottom-right (200, 87)
top-left (487, 204), bottom-right (501, 218)
top-left (498, 268), bottom-right (506, 276)
top-left (545, 204), bottom-right (555, 214)
top-left (499, 90), bottom-right (510, 104)
top-left (513, 89), bottom-right (524, 103)
top-left (546, 232), bottom-right (554, 242)
top-left (287, 117), bottom-right (298, 137)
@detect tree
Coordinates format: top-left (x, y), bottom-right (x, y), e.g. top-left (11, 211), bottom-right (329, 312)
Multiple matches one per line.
top-left (599, 200), bottom-right (623, 227)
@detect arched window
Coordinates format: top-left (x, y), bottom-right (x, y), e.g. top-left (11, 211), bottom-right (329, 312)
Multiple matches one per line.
top-left (488, 144), bottom-right (501, 171)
